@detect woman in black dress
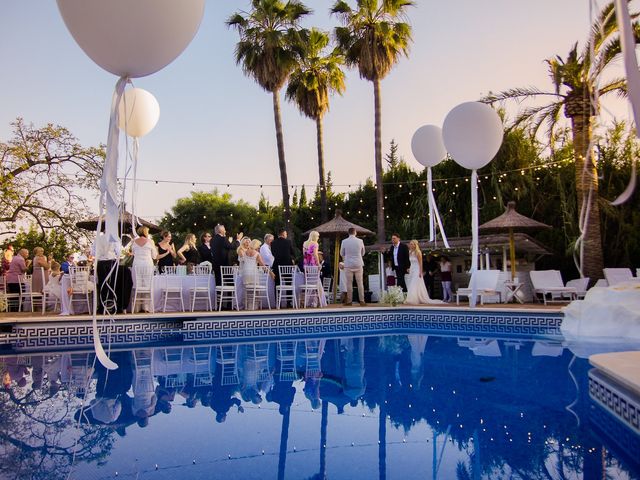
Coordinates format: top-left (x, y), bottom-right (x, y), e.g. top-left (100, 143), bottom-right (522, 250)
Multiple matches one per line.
top-left (157, 230), bottom-right (176, 273)
top-left (177, 233), bottom-right (200, 266)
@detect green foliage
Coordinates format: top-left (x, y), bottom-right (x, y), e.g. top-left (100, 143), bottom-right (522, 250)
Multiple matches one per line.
top-left (1, 225), bottom-right (72, 263)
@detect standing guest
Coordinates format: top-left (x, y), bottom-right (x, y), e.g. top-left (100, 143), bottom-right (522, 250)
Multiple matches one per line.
top-left (439, 255), bottom-right (453, 303)
top-left (259, 234), bottom-right (275, 268)
top-left (319, 252), bottom-right (331, 280)
top-left (2, 245), bottom-right (13, 275)
top-left (423, 252), bottom-right (439, 298)
top-left (7, 249), bottom-right (30, 311)
top-left (93, 233), bottom-right (121, 314)
top-left (340, 228), bottom-right (366, 306)
top-left (303, 231), bottom-right (321, 267)
top-left (177, 233), bottom-right (200, 265)
top-left (131, 227), bottom-right (158, 269)
top-left (211, 224), bottom-right (243, 286)
top-left (236, 237), bottom-right (252, 259)
top-left (271, 228), bottom-right (295, 285)
top-left (157, 230), bottom-right (176, 273)
top-left (387, 233), bottom-right (410, 292)
top-left (31, 247), bottom-right (52, 293)
top-left (198, 232), bottom-right (214, 265)
top-left (60, 253), bottom-right (75, 275)
top-left (385, 260), bottom-right (396, 287)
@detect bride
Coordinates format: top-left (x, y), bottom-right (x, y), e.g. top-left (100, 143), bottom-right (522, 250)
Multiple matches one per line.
top-left (404, 240), bottom-right (443, 305)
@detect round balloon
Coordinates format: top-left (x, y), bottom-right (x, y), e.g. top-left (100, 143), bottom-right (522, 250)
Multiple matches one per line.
top-left (118, 88), bottom-right (160, 138)
top-left (56, 0), bottom-right (205, 78)
top-left (442, 102), bottom-right (503, 170)
top-left (411, 125), bottom-right (447, 167)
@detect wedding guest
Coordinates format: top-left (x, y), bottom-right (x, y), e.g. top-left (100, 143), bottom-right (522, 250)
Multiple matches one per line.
top-left (7, 248), bottom-right (30, 311)
top-left (271, 228), bottom-right (295, 285)
top-left (1, 245), bottom-right (13, 275)
top-left (259, 234), bottom-right (275, 268)
top-left (387, 233), bottom-right (410, 292)
top-left (440, 255), bottom-right (453, 303)
top-left (157, 230), bottom-right (176, 273)
top-left (236, 237), bottom-right (252, 260)
top-left (43, 261), bottom-right (62, 305)
top-left (385, 260), bottom-right (396, 287)
top-left (31, 247), bottom-right (52, 293)
top-left (340, 228), bottom-right (366, 306)
top-left (303, 231), bottom-right (321, 267)
top-left (423, 252), bottom-right (439, 298)
top-left (198, 232), bottom-right (214, 265)
top-left (177, 233), bottom-right (200, 265)
top-left (132, 227), bottom-right (157, 269)
top-left (212, 224), bottom-right (243, 286)
top-left (60, 253), bottom-right (75, 274)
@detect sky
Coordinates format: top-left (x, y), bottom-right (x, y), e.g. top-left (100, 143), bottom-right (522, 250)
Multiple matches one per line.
top-left (0, 0), bottom-right (632, 224)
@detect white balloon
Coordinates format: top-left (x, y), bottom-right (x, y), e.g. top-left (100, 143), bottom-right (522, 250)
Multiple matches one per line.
top-left (118, 88), bottom-right (160, 138)
top-left (56, 0), bottom-right (205, 78)
top-left (411, 125), bottom-right (447, 167)
top-left (442, 102), bottom-right (503, 170)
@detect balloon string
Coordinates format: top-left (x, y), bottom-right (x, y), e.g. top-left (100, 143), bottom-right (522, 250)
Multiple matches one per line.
top-left (469, 169), bottom-right (479, 308)
top-left (427, 168), bottom-right (435, 242)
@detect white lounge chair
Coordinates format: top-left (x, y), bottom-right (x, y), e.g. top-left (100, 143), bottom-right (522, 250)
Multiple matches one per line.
top-left (529, 270), bottom-right (577, 305)
top-left (455, 270), bottom-right (502, 305)
top-left (565, 277), bottom-right (589, 299)
top-left (603, 268), bottom-right (635, 286)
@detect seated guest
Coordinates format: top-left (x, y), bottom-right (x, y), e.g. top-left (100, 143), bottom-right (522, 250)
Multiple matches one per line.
top-left (7, 249), bottom-right (30, 311)
top-left (43, 261), bottom-right (63, 304)
top-left (177, 233), bottom-right (200, 265)
top-left (2, 245), bottom-right (14, 275)
top-left (61, 253), bottom-right (75, 274)
top-left (157, 230), bottom-right (176, 273)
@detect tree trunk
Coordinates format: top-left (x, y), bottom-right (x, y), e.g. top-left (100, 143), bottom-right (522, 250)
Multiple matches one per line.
top-left (273, 90), bottom-right (292, 236)
top-left (373, 77), bottom-right (386, 242)
top-left (570, 111), bottom-right (604, 282)
top-left (316, 116), bottom-right (328, 224)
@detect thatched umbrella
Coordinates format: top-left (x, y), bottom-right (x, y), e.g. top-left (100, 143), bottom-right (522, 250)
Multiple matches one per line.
top-left (305, 210), bottom-right (374, 302)
top-left (76, 210), bottom-right (162, 234)
top-left (479, 201), bottom-right (550, 280)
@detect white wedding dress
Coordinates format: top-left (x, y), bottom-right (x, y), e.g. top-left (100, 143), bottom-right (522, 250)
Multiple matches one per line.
top-left (405, 254), bottom-right (443, 305)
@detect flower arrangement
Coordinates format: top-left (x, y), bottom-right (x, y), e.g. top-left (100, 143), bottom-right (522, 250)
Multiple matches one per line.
top-left (382, 286), bottom-right (405, 306)
top-left (0, 296), bottom-right (6, 312)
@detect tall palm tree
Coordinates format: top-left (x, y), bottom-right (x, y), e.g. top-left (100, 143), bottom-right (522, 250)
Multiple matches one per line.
top-left (331, 0), bottom-right (414, 242)
top-left (286, 28), bottom-right (346, 224)
top-left (227, 0), bottom-right (311, 232)
top-left (484, 2), bottom-right (640, 281)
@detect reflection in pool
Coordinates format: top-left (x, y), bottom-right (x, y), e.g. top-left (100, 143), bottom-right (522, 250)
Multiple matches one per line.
top-left (1, 334), bottom-right (639, 479)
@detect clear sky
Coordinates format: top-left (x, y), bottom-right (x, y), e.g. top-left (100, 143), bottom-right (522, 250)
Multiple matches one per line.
top-left (0, 0), bottom-right (629, 223)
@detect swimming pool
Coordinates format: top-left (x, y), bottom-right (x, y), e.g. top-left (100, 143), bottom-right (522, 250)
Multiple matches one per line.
top-left (1, 313), bottom-right (639, 479)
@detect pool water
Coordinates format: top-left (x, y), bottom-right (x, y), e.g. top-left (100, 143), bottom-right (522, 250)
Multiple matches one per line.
top-left (1, 333), bottom-right (639, 480)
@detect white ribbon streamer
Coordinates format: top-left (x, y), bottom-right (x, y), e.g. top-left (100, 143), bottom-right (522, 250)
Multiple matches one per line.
top-left (426, 167), bottom-right (450, 248)
top-left (469, 169), bottom-right (479, 308)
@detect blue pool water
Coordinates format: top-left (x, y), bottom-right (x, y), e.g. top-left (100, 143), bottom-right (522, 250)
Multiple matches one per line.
top-left (1, 326), bottom-right (639, 479)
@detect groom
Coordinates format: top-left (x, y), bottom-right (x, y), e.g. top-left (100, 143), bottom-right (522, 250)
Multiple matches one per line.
top-left (388, 233), bottom-right (410, 292)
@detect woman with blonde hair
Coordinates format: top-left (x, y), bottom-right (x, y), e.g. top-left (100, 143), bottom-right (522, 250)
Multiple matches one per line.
top-left (303, 230), bottom-right (321, 267)
top-left (239, 238), bottom-right (268, 286)
top-left (236, 237), bottom-right (252, 259)
top-left (43, 260), bottom-right (62, 304)
top-left (404, 240), bottom-right (442, 305)
top-left (31, 246), bottom-right (52, 293)
top-left (177, 233), bottom-right (200, 265)
top-left (131, 226), bottom-right (157, 269)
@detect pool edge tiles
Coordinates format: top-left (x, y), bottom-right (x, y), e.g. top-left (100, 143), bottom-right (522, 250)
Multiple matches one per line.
top-left (589, 368), bottom-right (640, 435)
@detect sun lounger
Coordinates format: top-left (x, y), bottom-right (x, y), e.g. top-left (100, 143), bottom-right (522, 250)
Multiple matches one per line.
top-left (455, 270), bottom-right (502, 305)
top-left (603, 268), bottom-right (635, 286)
top-left (529, 270), bottom-right (577, 305)
top-left (565, 277), bottom-right (589, 299)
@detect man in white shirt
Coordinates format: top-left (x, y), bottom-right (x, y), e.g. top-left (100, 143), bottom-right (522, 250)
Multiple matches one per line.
top-left (340, 227), bottom-right (366, 306)
top-left (260, 233), bottom-right (275, 268)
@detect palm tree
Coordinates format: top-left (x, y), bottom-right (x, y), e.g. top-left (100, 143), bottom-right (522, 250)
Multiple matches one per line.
top-left (286, 28), bottom-right (346, 224)
top-left (484, 2), bottom-right (640, 281)
top-left (227, 0), bottom-right (311, 232)
top-left (331, 0), bottom-right (414, 242)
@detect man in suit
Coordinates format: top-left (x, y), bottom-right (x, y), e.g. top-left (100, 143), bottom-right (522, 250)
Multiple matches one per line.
top-left (388, 233), bottom-right (410, 292)
top-left (211, 224), bottom-right (243, 286)
top-left (340, 227), bottom-right (366, 306)
top-left (271, 228), bottom-right (295, 285)
top-left (198, 232), bottom-right (214, 265)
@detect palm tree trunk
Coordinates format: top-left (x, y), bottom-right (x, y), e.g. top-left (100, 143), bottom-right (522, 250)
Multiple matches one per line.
top-left (373, 77), bottom-right (386, 242)
top-left (273, 90), bottom-right (292, 235)
top-left (570, 113), bottom-right (604, 282)
top-left (316, 116), bottom-right (328, 224)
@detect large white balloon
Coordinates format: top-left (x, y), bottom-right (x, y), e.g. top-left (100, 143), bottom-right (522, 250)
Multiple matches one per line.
top-left (411, 125), bottom-right (447, 167)
top-left (56, 0), bottom-right (205, 78)
top-left (118, 88), bottom-right (160, 138)
top-left (442, 102), bottom-right (503, 170)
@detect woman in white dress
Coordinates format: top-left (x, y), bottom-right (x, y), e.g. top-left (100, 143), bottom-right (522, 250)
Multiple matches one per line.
top-left (131, 226), bottom-right (158, 312)
top-left (404, 240), bottom-right (443, 305)
top-left (238, 239), bottom-right (268, 285)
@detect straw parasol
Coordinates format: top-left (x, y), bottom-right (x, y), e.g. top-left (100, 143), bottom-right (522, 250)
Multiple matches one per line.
top-left (479, 201), bottom-right (550, 280)
top-left (305, 210), bottom-right (374, 302)
top-left (76, 210), bottom-right (162, 234)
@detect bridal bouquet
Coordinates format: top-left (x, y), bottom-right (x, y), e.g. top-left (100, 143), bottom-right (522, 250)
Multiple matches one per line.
top-left (382, 286), bottom-right (405, 306)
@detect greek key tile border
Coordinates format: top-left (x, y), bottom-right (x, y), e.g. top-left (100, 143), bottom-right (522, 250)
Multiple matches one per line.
top-left (589, 398), bottom-right (640, 469)
top-left (589, 369), bottom-right (640, 435)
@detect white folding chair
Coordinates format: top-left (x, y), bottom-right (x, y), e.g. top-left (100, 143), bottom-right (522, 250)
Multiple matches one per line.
top-left (245, 266), bottom-right (271, 310)
top-left (191, 346), bottom-right (213, 387)
top-left (131, 265), bottom-right (155, 313)
top-left (301, 340), bottom-right (322, 378)
top-left (322, 277), bottom-right (333, 303)
top-left (247, 343), bottom-right (272, 383)
top-left (29, 268), bottom-right (46, 314)
top-left (163, 265), bottom-right (178, 275)
top-left (1, 275), bottom-right (22, 312)
top-left (277, 341), bottom-right (298, 381)
top-left (160, 274), bottom-right (184, 312)
top-left (69, 266), bottom-right (93, 313)
top-left (216, 345), bottom-right (239, 385)
top-left (160, 347), bottom-right (187, 388)
top-left (300, 265), bottom-right (322, 308)
top-left (189, 264), bottom-right (212, 311)
top-left (42, 277), bottom-right (61, 314)
top-left (276, 265), bottom-right (298, 309)
top-left (68, 353), bottom-right (95, 397)
top-left (216, 265), bottom-right (240, 311)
